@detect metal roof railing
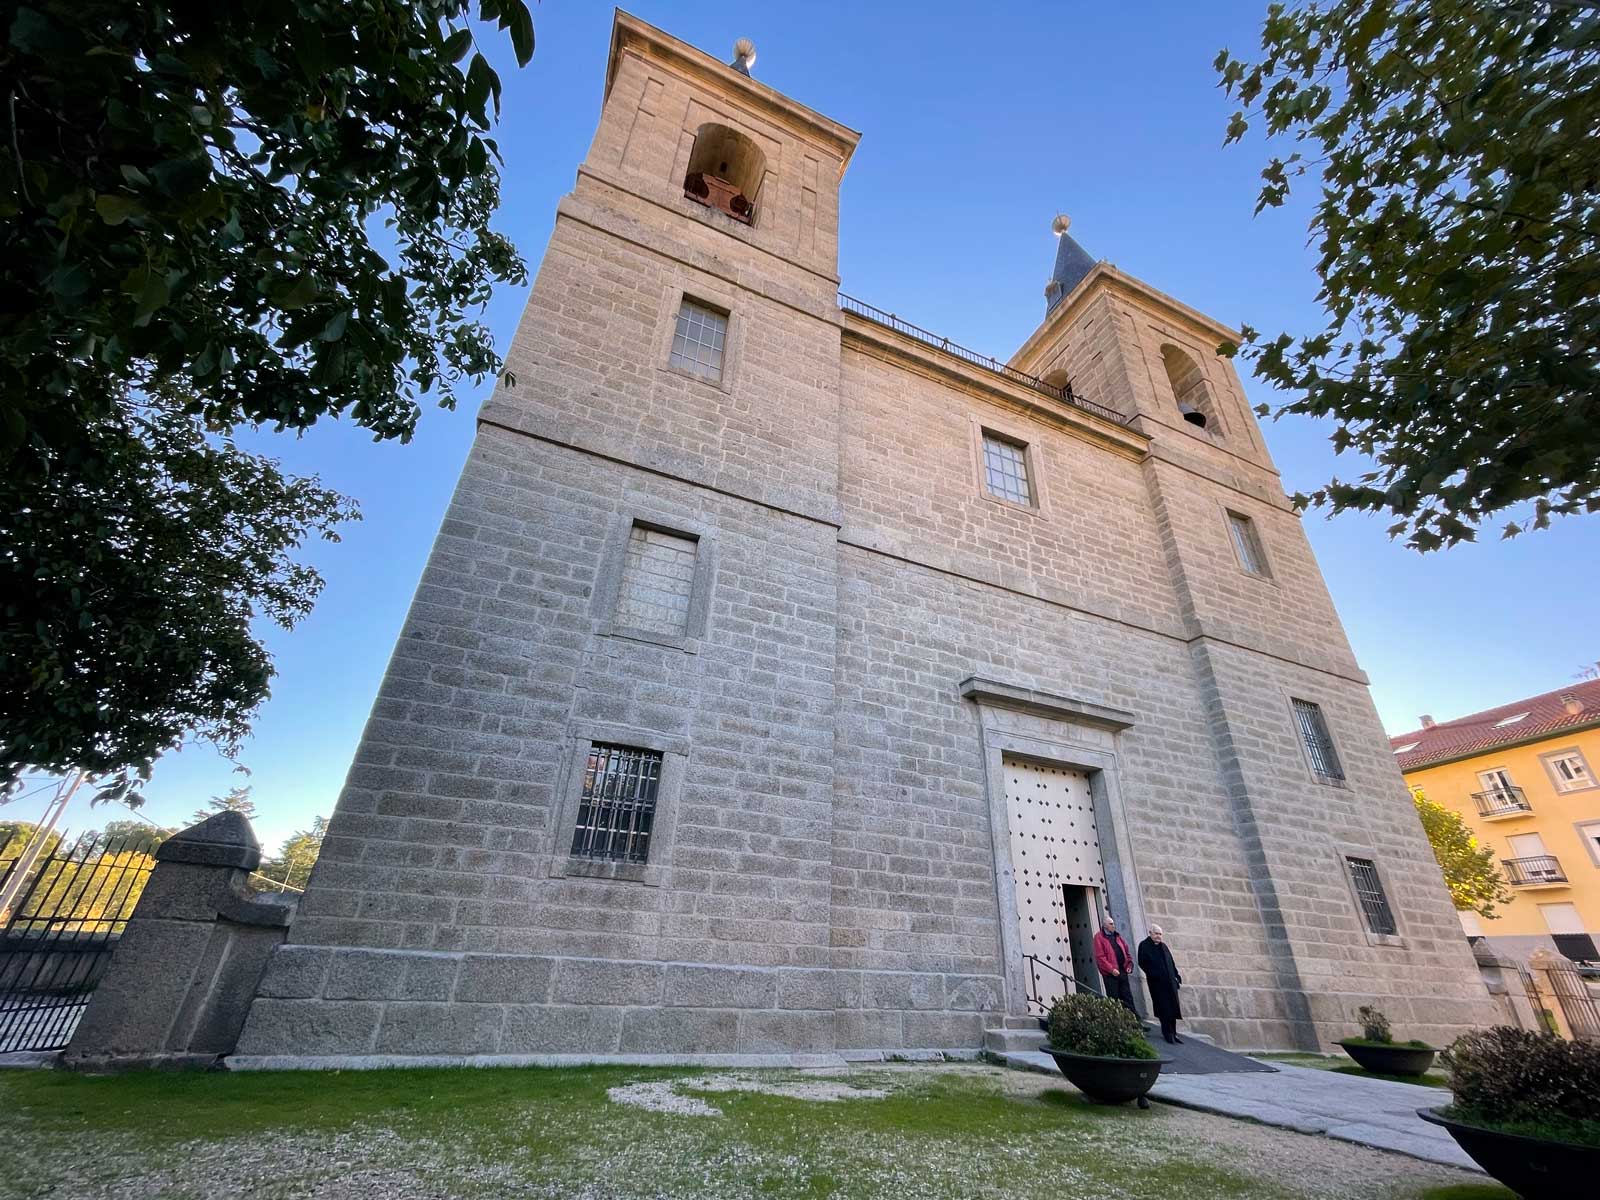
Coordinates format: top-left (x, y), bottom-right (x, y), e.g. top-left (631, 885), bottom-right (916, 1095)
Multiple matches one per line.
top-left (837, 293), bottom-right (1132, 427)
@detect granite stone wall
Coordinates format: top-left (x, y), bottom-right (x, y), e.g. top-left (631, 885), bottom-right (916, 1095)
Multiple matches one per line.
top-left (231, 14), bottom-right (1498, 1065)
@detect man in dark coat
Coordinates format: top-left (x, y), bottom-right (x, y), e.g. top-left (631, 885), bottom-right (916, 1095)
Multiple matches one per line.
top-left (1137, 924), bottom-right (1183, 1043)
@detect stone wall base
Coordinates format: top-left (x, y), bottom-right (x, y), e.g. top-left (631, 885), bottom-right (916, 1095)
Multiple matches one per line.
top-left (228, 1048), bottom-right (984, 1072)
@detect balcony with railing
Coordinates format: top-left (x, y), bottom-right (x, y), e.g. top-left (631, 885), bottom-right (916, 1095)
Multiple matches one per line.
top-left (1473, 786), bottom-right (1533, 820)
top-left (1501, 854), bottom-right (1569, 888)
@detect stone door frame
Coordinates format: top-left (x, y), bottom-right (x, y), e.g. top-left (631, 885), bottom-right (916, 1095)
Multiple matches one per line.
top-left (960, 677), bottom-right (1147, 1020)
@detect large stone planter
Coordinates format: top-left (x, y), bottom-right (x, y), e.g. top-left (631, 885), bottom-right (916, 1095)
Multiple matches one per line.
top-left (1419, 1108), bottom-right (1599, 1199)
top-left (1045, 1048), bottom-right (1166, 1105)
top-left (1335, 1039), bottom-right (1438, 1077)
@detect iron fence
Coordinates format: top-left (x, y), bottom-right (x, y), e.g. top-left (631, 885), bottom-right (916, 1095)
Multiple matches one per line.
top-left (1548, 961), bottom-right (1600, 1042)
top-left (0, 830), bottom-right (156, 1052)
top-left (837, 293), bottom-right (1133, 427)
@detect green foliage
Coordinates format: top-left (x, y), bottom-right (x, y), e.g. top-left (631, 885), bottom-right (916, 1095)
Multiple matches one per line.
top-left (258, 815), bottom-right (327, 891)
top-left (1445, 1025), bottom-right (1600, 1146)
top-left (0, 821), bottom-right (61, 862)
top-left (1356, 1005), bottom-right (1392, 1044)
top-left (1217, 2), bottom-right (1600, 550)
top-left (1412, 787), bottom-right (1514, 917)
top-left (1046, 992), bottom-right (1159, 1060)
top-left (0, 0), bottom-right (534, 799)
top-left (1, 406), bottom-right (357, 800)
top-left (190, 785), bottom-right (257, 828)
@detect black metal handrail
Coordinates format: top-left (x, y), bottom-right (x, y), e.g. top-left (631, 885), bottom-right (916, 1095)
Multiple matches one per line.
top-left (1502, 855), bottom-right (1567, 886)
top-left (838, 293), bottom-right (1133, 427)
top-left (1022, 952), bottom-right (1086, 1015)
top-left (1473, 786), bottom-right (1532, 817)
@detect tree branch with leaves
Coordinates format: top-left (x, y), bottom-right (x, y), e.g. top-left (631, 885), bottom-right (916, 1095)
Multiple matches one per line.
top-left (1217, 0), bottom-right (1600, 551)
top-left (1, 0), bottom-right (535, 800)
top-left (1412, 787), bottom-right (1514, 918)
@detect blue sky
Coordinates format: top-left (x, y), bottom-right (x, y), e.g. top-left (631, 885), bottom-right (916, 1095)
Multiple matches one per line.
top-left (15, 2), bottom-right (1596, 851)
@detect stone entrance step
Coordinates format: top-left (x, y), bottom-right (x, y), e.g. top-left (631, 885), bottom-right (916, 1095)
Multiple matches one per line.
top-left (982, 1027), bottom-right (1047, 1055)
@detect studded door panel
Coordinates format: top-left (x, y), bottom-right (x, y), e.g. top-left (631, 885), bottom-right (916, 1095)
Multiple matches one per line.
top-left (1004, 756), bottom-right (1105, 1012)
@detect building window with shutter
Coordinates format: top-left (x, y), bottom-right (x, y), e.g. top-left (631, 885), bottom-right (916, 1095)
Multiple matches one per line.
top-left (981, 431), bottom-right (1033, 506)
top-left (668, 298), bottom-right (728, 382)
top-left (1292, 698), bottom-right (1346, 785)
top-left (1345, 856), bottom-right (1398, 936)
top-left (1226, 511), bottom-right (1270, 577)
top-left (1542, 748), bottom-right (1596, 793)
top-left (615, 524), bottom-right (698, 638)
top-left (571, 744), bottom-right (663, 864)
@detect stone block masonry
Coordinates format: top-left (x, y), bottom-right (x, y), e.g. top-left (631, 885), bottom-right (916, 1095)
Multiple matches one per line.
top-left (232, 12), bottom-right (1498, 1066)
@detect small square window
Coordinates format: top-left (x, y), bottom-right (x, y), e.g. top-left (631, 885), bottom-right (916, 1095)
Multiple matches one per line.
top-left (571, 744), bottom-right (662, 864)
top-left (669, 299), bottom-right (727, 382)
top-left (1545, 749), bottom-right (1595, 792)
top-left (1345, 856), bottom-right (1397, 936)
top-left (981, 432), bottom-right (1032, 506)
top-left (1292, 698), bottom-right (1345, 785)
top-left (615, 525), bottom-right (698, 637)
top-left (1226, 511), bottom-right (1270, 577)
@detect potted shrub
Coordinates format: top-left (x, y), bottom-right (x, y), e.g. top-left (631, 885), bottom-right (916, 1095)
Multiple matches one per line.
top-left (1042, 992), bottom-right (1165, 1106)
top-left (1335, 1006), bottom-right (1439, 1077)
top-left (1419, 1026), bottom-right (1600, 1198)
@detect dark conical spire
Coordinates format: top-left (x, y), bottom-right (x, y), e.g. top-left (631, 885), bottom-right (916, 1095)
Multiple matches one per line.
top-left (1044, 214), bottom-right (1095, 314)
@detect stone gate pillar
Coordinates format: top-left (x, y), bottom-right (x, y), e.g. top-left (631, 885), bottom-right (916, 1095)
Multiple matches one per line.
top-left (64, 811), bottom-right (296, 1069)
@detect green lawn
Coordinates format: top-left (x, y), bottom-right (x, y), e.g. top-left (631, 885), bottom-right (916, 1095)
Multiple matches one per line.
top-left (1253, 1052), bottom-right (1452, 1089)
top-left (0, 1063), bottom-right (1504, 1199)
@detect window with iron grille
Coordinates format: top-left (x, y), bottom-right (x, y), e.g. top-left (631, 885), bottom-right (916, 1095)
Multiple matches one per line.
top-left (981, 432), bottom-right (1032, 506)
top-left (1292, 698), bottom-right (1345, 784)
top-left (1345, 856), bottom-right (1398, 935)
top-left (615, 525), bottom-right (697, 637)
top-left (571, 744), bottom-right (662, 864)
top-left (669, 298), bottom-right (727, 382)
top-left (1227, 511), bottom-right (1270, 576)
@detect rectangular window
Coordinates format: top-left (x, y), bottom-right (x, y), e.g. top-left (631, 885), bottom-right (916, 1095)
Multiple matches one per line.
top-left (1544, 748), bottom-right (1595, 793)
top-left (614, 524), bottom-right (698, 637)
top-left (1346, 856), bottom-right (1398, 935)
top-left (981, 432), bottom-right (1032, 506)
top-left (1578, 820), bottom-right (1600, 867)
top-left (669, 298), bottom-right (727, 382)
top-left (571, 744), bottom-right (662, 864)
top-left (1226, 511), bottom-right (1269, 576)
top-left (1292, 698), bottom-right (1345, 784)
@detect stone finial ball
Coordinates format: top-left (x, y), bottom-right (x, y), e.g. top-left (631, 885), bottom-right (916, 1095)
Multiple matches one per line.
top-left (1052, 213), bottom-right (1072, 236)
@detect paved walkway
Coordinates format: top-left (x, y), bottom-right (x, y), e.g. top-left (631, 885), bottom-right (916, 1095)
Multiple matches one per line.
top-left (993, 1048), bottom-right (1473, 1171)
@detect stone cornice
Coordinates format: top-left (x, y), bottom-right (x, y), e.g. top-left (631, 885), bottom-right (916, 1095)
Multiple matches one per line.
top-left (959, 677), bottom-right (1137, 732)
top-left (1011, 264), bottom-right (1242, 376)
top-left (608, 11), bottom-right (861, 171)
top-left (840, 313), bottom-right (1149, 462)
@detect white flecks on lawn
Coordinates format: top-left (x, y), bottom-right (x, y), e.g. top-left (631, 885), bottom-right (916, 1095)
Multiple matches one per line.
top-left (607, 1071), bottom-right (893, 1116)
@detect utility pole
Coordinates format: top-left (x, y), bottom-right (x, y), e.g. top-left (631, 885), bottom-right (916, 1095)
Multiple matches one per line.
top-left (0, 772), bottom-right (85, 924)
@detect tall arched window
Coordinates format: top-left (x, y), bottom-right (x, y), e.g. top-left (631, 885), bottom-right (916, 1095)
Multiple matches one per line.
top-left (1161, 344), bottom-right (1221, 436)
top-left (684, 123), bottom-right (765, 225)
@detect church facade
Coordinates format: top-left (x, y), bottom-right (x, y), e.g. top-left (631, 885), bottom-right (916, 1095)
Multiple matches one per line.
top-left (234, 13), bottom-right (1496, 1065)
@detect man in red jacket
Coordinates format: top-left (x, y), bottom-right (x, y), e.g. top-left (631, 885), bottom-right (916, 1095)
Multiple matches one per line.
top-left (1092, 914), bottom-right (1138, 1015)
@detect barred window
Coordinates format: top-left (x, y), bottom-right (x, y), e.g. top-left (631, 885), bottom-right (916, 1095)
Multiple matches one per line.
top-left (982, 432), bottom-right (1032, 505)
top-left (615, 525), bottom-right (697, 636)
top-left (571, 745), bottom-right (662, 864)
top-left (1292, 698), bottom-right (1345, 785)
top-left (1346, 856), bottom-right (1397, 936)
top-left (669, 299), bottom-right (727, 382)
top-left (1227, 511), bottom-right (1269, 577)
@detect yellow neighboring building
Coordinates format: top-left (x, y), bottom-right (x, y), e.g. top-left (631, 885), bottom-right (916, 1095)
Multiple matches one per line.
top-left (1391, 679), bottom-right (1600, 964)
